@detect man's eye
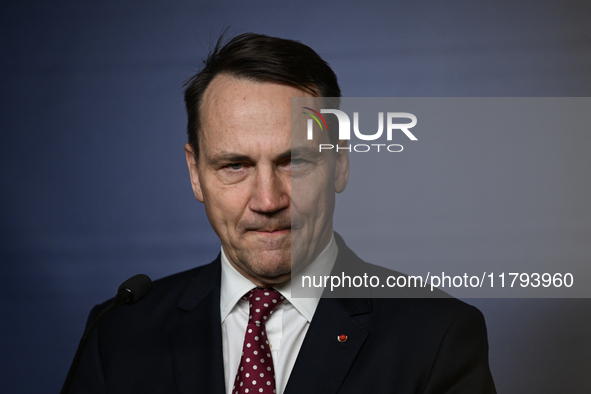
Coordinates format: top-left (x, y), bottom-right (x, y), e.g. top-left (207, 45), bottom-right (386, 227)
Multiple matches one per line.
top-left (227, 163), bottom-right (243, 170)
top-left (291, 158), bottom-right (305, 166)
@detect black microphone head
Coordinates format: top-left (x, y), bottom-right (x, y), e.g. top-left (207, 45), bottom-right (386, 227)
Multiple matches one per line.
top-left (117, 274), bottom-right (152, 305)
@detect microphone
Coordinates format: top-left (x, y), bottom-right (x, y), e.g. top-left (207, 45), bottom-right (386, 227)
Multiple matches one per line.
top-left (113, 273), bottom-right (153, 308)
top-left (61, 274), bottom-right (153, 394)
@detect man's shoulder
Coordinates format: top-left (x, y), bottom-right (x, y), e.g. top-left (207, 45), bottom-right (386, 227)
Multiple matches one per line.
top-left (149, 256), bottom-right (221, 299)
top-left (366, 290), bottom-right (485, 335)
top-left (332, 258), bottom-right (483, 332)
top-left (331, 233), bottom-right (483, 327)
top-left (331, 233), bottom-right (450, 299)
top-left (91, 255), bottom-right (221, 325)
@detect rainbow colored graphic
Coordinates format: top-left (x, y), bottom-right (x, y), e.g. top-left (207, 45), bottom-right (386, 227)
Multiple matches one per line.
top-left (302, 107), bottom-right (329, 132)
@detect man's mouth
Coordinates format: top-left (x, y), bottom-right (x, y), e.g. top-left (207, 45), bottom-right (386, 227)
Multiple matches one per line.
top-left (249, 227), bottom-right (290, 233)
top-left (243, 219), bottom-right (292, 233)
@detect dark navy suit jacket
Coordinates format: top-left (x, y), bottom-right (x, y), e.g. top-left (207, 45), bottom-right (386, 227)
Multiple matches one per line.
top-left (69, 234), bottom-right (496, 393)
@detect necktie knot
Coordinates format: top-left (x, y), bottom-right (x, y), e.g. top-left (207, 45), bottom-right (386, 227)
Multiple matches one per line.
top-left (245, 288), bottom-right (285, 325)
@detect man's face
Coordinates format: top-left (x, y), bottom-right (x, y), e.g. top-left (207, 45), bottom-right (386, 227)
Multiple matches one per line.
top-left (185, 74), bottom-right (348, 288)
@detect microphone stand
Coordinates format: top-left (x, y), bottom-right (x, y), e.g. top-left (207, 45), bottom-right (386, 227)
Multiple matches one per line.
top-left (61, 275), bottom-right (151, 394)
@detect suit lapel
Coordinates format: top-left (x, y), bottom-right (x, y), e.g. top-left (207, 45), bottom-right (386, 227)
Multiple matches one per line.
top-left (285, 235), bottom-right (373, 394)
top-left (284, 297), bottom-right (371, 394)
top-left (169, 259), bottom-right (226, 394)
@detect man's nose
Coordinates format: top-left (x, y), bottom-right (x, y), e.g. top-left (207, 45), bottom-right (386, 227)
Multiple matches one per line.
top-left (248, 166), bottom-right (290, 213)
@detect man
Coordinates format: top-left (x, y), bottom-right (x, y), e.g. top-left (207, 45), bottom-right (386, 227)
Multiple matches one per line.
top-left (67, 33), bottom-right (496, 393)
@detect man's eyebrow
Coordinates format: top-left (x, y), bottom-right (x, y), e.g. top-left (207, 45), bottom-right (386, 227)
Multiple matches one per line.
top-left (208, 153), bottom-right (252, 164)
top-left (276, 150), bottom-right (292, 162)
top-left (289, 146), bottom-right (319, 157)
top-left (276, 147), bottom-right (320, 162)
top-left (208, 147), bottom-right (318, 165)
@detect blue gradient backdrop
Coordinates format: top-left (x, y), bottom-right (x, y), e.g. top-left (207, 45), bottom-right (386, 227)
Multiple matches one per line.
top-left (2, 1), bottom-right (590, 392)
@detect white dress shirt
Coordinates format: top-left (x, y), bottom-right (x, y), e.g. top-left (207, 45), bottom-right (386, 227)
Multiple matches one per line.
top-left (220, 233), bottom-right (338, 394)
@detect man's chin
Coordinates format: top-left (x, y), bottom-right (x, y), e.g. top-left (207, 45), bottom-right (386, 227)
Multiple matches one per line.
top-left (230, 248), bottom-right (289, 284)
top-left (255, 272), bottom-right (292, 287)
top-left (253, 259), bottom-right (291, 277)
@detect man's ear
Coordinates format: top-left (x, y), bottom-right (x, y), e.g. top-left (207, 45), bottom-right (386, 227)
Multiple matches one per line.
top-left (184, 143), bottom-right (205, 203)
top-left (334, 139), bottom-right (349, 193)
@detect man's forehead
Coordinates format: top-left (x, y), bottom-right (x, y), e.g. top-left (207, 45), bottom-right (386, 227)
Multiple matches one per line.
top-left (201, 75), bottom-right (324, 121)
top-left (203, 75), bottom-right (299, 109)
top-left (198, 75), bottom-right (323, 146)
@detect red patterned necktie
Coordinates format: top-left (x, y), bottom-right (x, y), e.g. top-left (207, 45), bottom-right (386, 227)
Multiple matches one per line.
top-left (233, 288), bottom-right (285, 394)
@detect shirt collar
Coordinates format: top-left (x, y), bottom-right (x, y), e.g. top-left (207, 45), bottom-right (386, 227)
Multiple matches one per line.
top-left (220, 233), bottom-right (338, 323)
